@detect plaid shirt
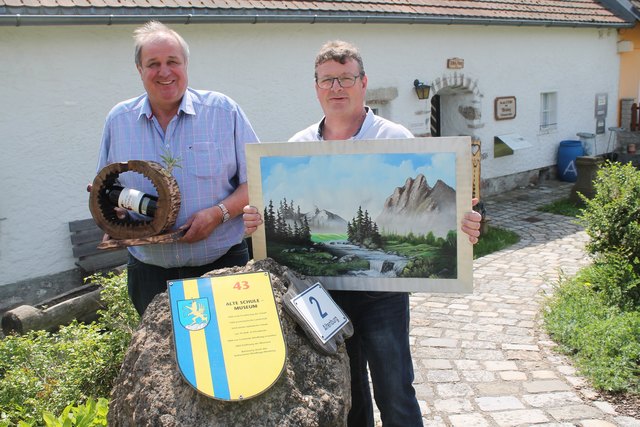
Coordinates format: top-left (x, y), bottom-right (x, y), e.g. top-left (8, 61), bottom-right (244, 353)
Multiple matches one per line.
top-left (97, 88), bottom-right (259, 268)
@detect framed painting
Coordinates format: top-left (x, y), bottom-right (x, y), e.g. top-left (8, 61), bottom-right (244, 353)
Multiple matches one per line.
top-left (246, 137), bottom-right (473, 293)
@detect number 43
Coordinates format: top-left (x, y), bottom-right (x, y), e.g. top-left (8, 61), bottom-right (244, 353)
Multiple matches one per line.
top-left (233, 281), bottom-right (249, 290)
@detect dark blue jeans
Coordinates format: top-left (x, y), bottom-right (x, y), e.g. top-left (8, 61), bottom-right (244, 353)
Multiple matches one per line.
top-left (127, 240), bottom-right (249, 316)
top-left (330, 291), bottom-right (423, 427)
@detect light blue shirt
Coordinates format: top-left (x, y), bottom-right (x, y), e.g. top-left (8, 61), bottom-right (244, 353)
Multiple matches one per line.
top-left (97, 88), bottom-right (259, 268)
top-left (289, 106), bottom-right (414, 142)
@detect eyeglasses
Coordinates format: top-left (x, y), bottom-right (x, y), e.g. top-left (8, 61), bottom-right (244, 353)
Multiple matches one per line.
top-left (315, 75), bottom-right (362, 89)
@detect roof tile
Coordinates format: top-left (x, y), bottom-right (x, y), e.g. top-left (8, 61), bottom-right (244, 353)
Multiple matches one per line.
top-left (0, 0), bottom-right (628, 25)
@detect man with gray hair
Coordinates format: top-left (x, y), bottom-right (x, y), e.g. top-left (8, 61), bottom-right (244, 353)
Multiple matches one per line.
top-left (96, 21), bottom-right (259, 315)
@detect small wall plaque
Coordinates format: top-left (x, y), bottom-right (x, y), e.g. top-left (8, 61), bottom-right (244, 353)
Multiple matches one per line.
top-left (595, 93), bottom-right (608, 118)
top-left (494, 96), bottom-right (516, 121)
top-left (447, 58), bottom-right (464, 69)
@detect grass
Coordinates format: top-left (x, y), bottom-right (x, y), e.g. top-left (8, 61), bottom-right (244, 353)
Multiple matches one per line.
top-left (543, 272), bottom-right (640, 393)
top-left (537, 198), bottom-right (583, 217)
top-left (473, 225), bottom-right (520, 259)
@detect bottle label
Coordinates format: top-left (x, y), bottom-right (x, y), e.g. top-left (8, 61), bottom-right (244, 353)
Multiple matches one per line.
top-left (140, 197), bottom-right (152, 216)
top-left (118, 188), bottom-right (145, 214)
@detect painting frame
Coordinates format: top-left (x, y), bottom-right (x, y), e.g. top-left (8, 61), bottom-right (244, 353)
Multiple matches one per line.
top-left (246, 136), bottom-right (473, 294)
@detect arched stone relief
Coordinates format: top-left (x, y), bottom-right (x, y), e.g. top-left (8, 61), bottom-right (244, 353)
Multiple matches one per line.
top-left (429, 72), bottom-right (484, 133)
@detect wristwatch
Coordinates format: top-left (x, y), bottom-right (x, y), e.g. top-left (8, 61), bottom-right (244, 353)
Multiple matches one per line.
top-left (217, 203), bottom-right (230, 223)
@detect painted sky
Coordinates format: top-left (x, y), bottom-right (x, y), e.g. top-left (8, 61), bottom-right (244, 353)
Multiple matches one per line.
top-left (260, 152), bottom-right (456, 220)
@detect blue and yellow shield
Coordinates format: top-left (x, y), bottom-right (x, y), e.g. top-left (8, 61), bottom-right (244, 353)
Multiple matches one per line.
top-left (168, 272), bottom-right (286, 401)
top-left (177, 298), bottom-right (210, 331)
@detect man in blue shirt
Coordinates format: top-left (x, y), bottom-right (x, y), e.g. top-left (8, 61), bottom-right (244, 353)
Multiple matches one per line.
top-left (96, 21), bottom-right (259, 315)
top-left (244, 40), bottom-right (481, 426)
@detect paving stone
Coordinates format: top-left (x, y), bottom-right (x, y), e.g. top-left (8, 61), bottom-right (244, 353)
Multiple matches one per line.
top-left (499, 370), bottom-right (527, 381)
top-left (531, 424), bottom-right (576, 427)
top-left (418, 399), bottom-right (430, 416)
top-left (433, 398), bottom-right (473, 413)
top-left (531, 370), bottom-right (558, 379)
top-left (461, 340), bottom-right (498, 349)
top-left (592, 400), bottom-right (617, 415)
top-left (475, 382), bottom-right (522, 396)
top-left (442, 330), bottom-right (476, 340)
top-left (426, 370), bottom-right (460, 383)
top-left (580, 420), bottom-right (618, 427)
top-left (521, 391), bottom-right (582, 407)
top-left (411, 326), bottom-right (443, 338)
top-left (489, 409), bottom-right (549, 426)
top-left (523, 380), bottom-right (572, 393)
top-left (475, 396), bottom-right (525, 411)
top-left (423, 338), bottom-right (459, 348)
top-left (461, 370), bottom-right (496, 382)
top-left (566, 375), bottom-right (588, 388)
top-left (464, 349), bottom-right (506, 360)
top-left (484, 360), bottom-right (518, 371)
top-left (502, 343), bottom-right (539, 351)
top-left (423, 359), bottom-right (453, 369)
top-left (547, 404), bottom-right (605, 420)
top-left (435, 383), bottom-right (474, 398)
top-left (613, 416), bottom-right (640, 427)
top-left (448, 413), bottom-right (491, 427)
top-left (557, 364), bottom-right (577, 375)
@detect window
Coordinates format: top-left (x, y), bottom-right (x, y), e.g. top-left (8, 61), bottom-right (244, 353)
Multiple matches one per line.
top-left (540, 92), bottom-right (557, 132)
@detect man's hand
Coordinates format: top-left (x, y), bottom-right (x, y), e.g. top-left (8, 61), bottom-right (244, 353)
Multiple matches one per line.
top-left (87, 183), bottom-right (128, 220)
top-left (179, 206), bottom-right (221, 243)
top-left (461, 198), bottom-right (482, 244)
top-left (243, 205), bottom-right (263, 236)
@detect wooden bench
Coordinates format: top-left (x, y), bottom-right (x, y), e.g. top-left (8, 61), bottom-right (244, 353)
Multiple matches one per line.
top-left (69, 218), bottom-right (128, 273)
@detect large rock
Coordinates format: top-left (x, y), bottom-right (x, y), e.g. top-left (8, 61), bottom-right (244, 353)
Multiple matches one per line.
top-left (108, 259), bottom-right (350, 426)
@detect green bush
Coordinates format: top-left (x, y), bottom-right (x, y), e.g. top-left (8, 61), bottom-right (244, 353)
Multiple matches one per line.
top-left (42, 398), bottom-right (108, 427)
top-left (543, 162), bottom-right (640, 394)
top-left (0, 271), bottom-right (138, 426)
top-left (577, 161), bottom-right (640, 309)
top-left (579, 162), bottom-right (640, 270)
top-left (580, 251), bottom-right (640, 311)
top-left (543, 274), bottom-right (640, 393)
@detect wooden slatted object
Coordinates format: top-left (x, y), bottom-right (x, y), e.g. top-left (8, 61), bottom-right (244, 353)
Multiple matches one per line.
top-left (69, 218), bottom-right (128, 272)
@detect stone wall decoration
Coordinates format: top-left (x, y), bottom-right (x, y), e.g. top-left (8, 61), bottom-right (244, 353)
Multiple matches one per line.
top-left (246, 137), bottom-right (473, 293)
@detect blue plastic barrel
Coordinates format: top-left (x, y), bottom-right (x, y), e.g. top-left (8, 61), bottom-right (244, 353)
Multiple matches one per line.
top-left (557, 140), bottom-right (584, 182)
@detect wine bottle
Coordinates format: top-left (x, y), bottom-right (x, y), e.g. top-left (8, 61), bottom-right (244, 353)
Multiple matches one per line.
top-left (105, 185), bottom-right (158, 217)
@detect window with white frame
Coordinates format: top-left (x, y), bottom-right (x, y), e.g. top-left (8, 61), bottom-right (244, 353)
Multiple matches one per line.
top-left (540, 92), bottom-right (557, 132)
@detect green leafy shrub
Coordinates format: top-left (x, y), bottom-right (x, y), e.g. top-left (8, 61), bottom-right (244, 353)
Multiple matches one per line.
top-left (0, 271), bottom-right (138, 426)
top-left (577, 161), bottom-right (640, 309)
top-left (579, 162), bottom-right (640, 269)
top-left (42, 398), bottom-right (108, 427)
top-left (544, 274), bottom-right (640, 393)
top-left (579, 251), bottom-right (640, 310)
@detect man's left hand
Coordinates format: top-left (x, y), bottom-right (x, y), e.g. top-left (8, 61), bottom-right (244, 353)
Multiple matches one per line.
top-left (461, 198), bottom-right (482, 245)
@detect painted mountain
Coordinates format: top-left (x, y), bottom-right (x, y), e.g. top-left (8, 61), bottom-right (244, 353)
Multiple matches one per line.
top-left (304, 207), bottom-right (348, 234)
top-left (375, 174), bottom-right (456, 238)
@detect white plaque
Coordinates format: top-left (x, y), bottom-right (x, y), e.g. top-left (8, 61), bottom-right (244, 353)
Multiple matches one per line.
top-left (291, 283), bottom-right (349, 343)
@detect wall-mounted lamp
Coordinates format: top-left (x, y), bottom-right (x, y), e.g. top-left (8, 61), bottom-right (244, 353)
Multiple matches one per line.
top-left (413, 79), bottom-right (431, 100)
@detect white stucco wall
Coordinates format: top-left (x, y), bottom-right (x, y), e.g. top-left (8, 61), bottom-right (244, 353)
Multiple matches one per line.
top-left (0, 22), bottom-right (619, 285)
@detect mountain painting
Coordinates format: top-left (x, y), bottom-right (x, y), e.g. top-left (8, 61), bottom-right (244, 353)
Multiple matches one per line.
top-left (246, 137), bottom-right (473, 293)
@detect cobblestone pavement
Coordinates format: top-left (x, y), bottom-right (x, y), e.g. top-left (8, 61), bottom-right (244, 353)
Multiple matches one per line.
top-left (400, 180), bottom-right (640, 427)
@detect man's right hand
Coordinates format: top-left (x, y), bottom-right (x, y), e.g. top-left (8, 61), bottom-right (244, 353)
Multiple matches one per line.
top-left (243, 205), bottom-right (263, 236)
